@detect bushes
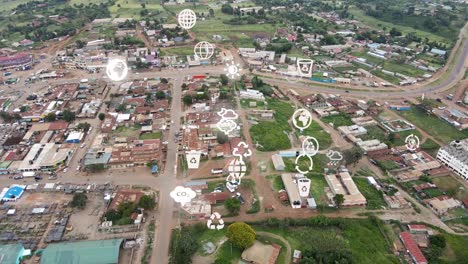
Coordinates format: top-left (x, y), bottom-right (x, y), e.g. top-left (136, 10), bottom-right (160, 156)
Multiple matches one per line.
top-left (170, 223), bottom-right (205, 264)
top-left (70, 193), bottom-right (87, 209)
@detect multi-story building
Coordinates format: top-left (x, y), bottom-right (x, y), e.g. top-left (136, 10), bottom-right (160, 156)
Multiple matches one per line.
top-left (0, 53), bottom-right (33, 70)
top-left (436, 139), bottom-right (468, 180)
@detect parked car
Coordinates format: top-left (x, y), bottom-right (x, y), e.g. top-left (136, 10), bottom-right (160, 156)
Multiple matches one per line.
top-left (34, 176), bottom-right (43, 181)
top-left (13, 175), bottom-right (24, 180)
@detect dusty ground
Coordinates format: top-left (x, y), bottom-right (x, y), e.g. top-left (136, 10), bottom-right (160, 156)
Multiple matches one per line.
top-left (66, 193), bottom-right (106, 240)
top-left (16, 192), bottom-right (71, 206)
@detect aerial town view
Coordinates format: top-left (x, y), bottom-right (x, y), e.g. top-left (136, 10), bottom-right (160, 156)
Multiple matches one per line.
top-left (0, 0), bottom-right (467, 263)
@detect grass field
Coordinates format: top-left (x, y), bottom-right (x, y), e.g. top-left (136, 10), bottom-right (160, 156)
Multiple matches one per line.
top-left (159, 46), bottom-right (194, 56)
top-left (164, 3), bottom-right (277, 43)
top-left (354, 177), bottom-right (386, 209)
top-left (349, 7), bottom-right (454, 46)
top-left (139, 132), bottom-right (162, 140)
top-left (372, 70), bottom-right (401, 84)
top-left (0, 0), bottom-right (30, 13)
top-left (113, 124), bottom-right (141, 137)
top-left (397, 107), bottom-right (468, 143)
top-left (266, 174), bottom-right (285, 192)
top-left (108, 0), bottom-right (166, 18)
top-left (300, 122), bottom-right (332, 149)
top-left (382, 61), bottom-right (425, 77)
top-left (250, 98), bottom-right (296, 151)
top-left (321, 113), bottom-right (353, 128)
top-left (431, 176), bottom-right (468, 200)
top-left (351, 51), bottom-right (385, 66)
top-left (254, 217), bottom-right (398, 264)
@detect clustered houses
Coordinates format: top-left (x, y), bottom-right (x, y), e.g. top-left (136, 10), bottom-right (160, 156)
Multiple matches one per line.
top-left (84, 80), bottom-right (170, 170)
top-left (0, 120), bottom-right (90, 174)
top-left (15, 80), bottom-right (108, 122)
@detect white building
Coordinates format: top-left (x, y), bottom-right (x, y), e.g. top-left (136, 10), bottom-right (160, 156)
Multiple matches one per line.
top-left (239, 89), bottom-right (265, 101)
top-left (436, 139), bottom-right (468, 180)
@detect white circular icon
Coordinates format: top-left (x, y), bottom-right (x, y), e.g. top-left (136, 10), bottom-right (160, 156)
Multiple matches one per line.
top-left (224, 61), bottom-right (241, 79)
top-left (178, 9), bottom-right (197, 30)
top-left (207, 212), bottom-right (224, 230)
top-left (295, 154), bottom-right (314, 174)
top-left (405, 134), bottom-right (420, 151)
top-left (292, 108), bottom-right (313, 131)
top-left (302, 136), bottom-right (319, 156)
top-left (106, 58), bottom-right (128, 82)
top-left (194, 41), bottom-right (215, 60)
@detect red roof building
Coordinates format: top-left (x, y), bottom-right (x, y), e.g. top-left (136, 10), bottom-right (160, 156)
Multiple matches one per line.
top-left (408, 224), bottom-right (428, 234)
top-left (399, 232), bottom-right (428, 264)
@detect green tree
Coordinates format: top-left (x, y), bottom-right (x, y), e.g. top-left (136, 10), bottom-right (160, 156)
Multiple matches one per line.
top-left (333, 194), bottom-right (345, 208)
top-left (430, 235), bottom-right (446, 248)
top-left (138, 195), bottom-right (156, 210)
top-left (71, 193), bottom-right (88, 209)
top-left (221, 4), bottom-right (234, 14)
top-left (209, 8), bottom-right (214, 17)
top-left (77, 122), bottom-right (91, 132)
top-left (225, 198), bottom-right (241, 215)
top-left (343, 147), bottom-right (363, 166)
top-left (105, 209), bottom-right (122, 221)
top-left (183, 95), bottom-right (193, 105)
top-left (156, 91), bottom-right (166, 99)
top-left (220, 74), bottom-right (229, 85)
top-left (76, 39), bottom-right (86, 48)
top-left (20, 106), bottom-right (28, 112)
top-left (116, 103), bottom-right (127, 112)
top-left (160, 78), bottom-right (169, 84)
top-left (226, 222), bottom-right (256, 249)
top-left (216, 131), bottom-right (229, 144)
top-left (44, 112), bottom-right (56, 122)
top-left (62, 109), bottom-right (76, 122)
top-left (98, 113), bottom-right (105, 121)
top-left (86, 163), bottom-right (105, 172)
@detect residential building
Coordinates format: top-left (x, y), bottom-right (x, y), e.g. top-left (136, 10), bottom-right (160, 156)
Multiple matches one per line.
top-left (399, 232), bottom-right (428, 264)
top-left (437, 139), bottom-right (468, 180)
top-left (426, 196), bottom-right (462, 215)
top-left (325, 172), bottom-right (366, 206)
top-left (241, 241), bottom-right (281, 264)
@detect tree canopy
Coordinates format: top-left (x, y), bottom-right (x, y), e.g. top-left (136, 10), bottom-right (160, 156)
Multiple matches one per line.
top-left (226, 222), bottom-right (256, 249)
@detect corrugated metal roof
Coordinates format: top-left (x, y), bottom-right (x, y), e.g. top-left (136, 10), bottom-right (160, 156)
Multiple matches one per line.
top-left (0, 243), bottom-right (24, 264)
top-left (40, 239), bottom-right (122, 264)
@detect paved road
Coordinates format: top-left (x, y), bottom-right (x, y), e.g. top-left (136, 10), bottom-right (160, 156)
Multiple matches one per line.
top-left (150, 76), bottom-right (183, 264)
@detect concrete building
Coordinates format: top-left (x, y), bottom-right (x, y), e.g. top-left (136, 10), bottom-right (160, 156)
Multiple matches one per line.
top-left (281, 174), bottom-right (303, 208)
top-left (14, 143), bottom-right (73, 172)
top-left (426, 196), bottom-right (462, 215)
top-left (271, 154), bottom-right (285, 171)
top-left (338, 125), bottom-right (367, 136)
top-left (240, 89), bottom-right (265, 101)
top-left (436, 139), bottom-right (468, 180)
top-left (325, 172), bottom-right (366, 206)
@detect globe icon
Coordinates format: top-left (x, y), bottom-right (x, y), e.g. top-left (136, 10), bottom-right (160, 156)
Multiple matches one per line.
top-left (178, 9), bottom-right (197, 30)
top-left (106, 59), bottom-right (128, 82)
top-left (228, 158), bottom-right (247, 184)
top-left (194, 41), bottom-right (215, 60)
